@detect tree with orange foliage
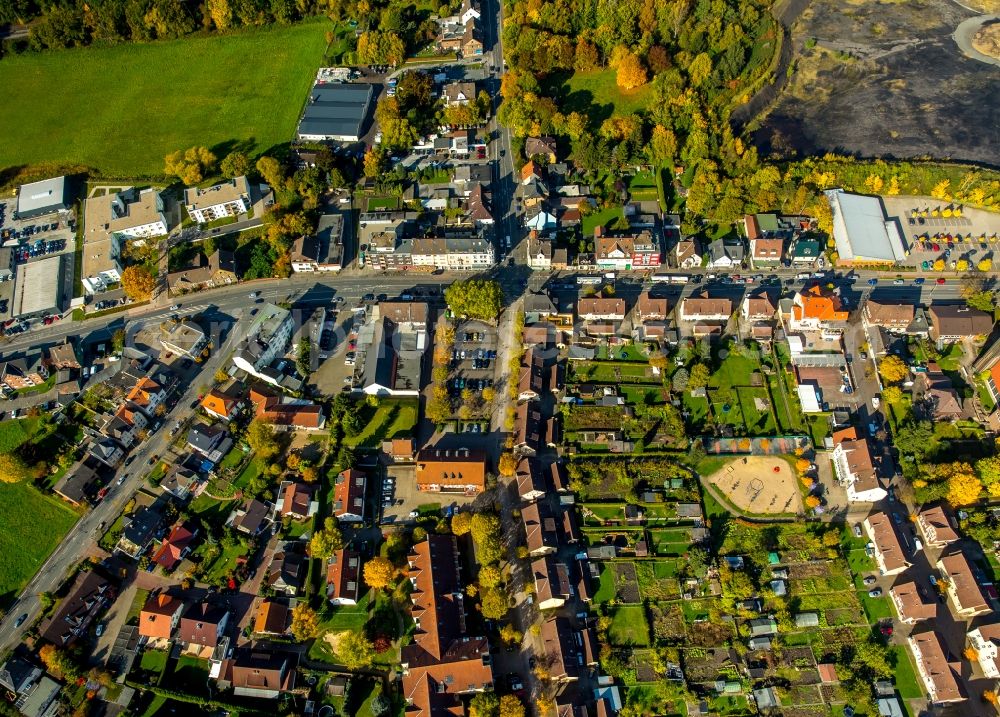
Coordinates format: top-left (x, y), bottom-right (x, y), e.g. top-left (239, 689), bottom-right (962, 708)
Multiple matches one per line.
top-left (615, 51), bottom-right (648, 90)
top-left (805, 495), bottom-right (821, 509)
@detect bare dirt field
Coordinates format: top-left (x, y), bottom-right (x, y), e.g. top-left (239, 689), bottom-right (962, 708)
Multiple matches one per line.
top-left (751, 0), bottom-right (1000, 165)
top-left (706, 456), bottom-right (803, 515)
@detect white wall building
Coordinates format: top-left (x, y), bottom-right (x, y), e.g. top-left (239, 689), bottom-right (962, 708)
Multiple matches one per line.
top-left (184, 176), bottom-right (251, 223)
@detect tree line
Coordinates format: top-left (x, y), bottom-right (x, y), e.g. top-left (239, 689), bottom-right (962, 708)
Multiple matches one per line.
top-left (2, 0), bottom-right (338, 52)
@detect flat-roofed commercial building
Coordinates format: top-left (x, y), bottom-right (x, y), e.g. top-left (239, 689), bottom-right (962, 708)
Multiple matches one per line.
top-left (826, 189), bottom-right (907, 266)
top-left (12, 254), bottom-right (63, 318)
top-left (16, 176), bottom-right (70, 219)
top-left (297, 83), bottom-right (374, 142)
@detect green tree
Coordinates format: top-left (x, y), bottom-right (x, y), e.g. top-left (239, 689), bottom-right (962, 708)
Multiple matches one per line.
top-left (687, 363), bottom-right (710, 390)
top-left (255, 155), bottom-right (285, 189)
top-left (220, 150), bottom-right (250, 178)
top-left (296, 338), bottom-right (311, 376)
top-left (966, 291), bottom-right (996, 313)
top-left (164, 146), bottom-right (216, 185)
top-left (977, 456), bottom-right (1000, 498)
top-left (894, 419), bottom-right (936, 459)
top-left (246, 418), bottom-right (279, 460)
top-left (290, 603), bottom-right (321, 641)
top-left (469, 691), bottom-right (500, 717)
top-left (336, 631), bottom-right (375, 669)
top-left (878, 355), bottom-right (908, 384)
top-left (444, 279), bottom-right (503, 321)
top-left (479, 588), bottom-right (508, 619)
top-left (309, 518), bottom-right (344, 558)
top-left (121, 265), bottom-right (156, 302)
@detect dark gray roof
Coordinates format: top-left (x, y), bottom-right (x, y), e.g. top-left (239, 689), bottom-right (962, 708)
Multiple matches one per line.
top-left (298, 83), bottom-right (373, 139)
top-left (0, 656), bottom-right (39, 693)
top-left (122, 506), bottom-right (161, 547)
top-left (187, 423), bottom-right (225, 453)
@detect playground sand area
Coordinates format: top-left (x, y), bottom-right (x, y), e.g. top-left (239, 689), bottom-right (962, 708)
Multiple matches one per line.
top-left (705, 455), bottom-right (803, 515)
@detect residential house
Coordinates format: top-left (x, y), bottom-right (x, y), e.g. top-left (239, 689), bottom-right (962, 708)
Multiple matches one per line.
top-left (168, 250), bottom-right (237, 294)
top-left (863, 512), bottom-right (909, 576)
top-left (864, 300), bottom-right (914, 332)
top-left (526, 233), bottom-right (553, 270)
top-left (53, 459), bottom-right (101, 506)
top-left (248, 386), bottom-right (325, 430)
top-left (525, 136), bottom-right (557, 163)
top-left (522, 501), bottom-right (559, 557)
top-left (750, 237), bottom-right (785, 269)
top-left (531, 557), bottom-right (571, 610)
top-left (788, 285), bottom-right (849, 333)
top-left (937, 551), bottom-right (991, 617)
top-left (741, 291), bottom-right (777, 323)
top-left (540, 617), bottom-right (580, 683)
top-left (415, 447), bottom-right (486, 494)
top-left (516, 458), bottom-right (546, 502)
top-left (232, 303), bottom-right (295, 385)
top-left (139, 593), bottom-right (184, 645)
top-left (518, 348), bottom-right (548, 401)
top-left (916, 505), bottom-right (959, 548)
top-left (576, 297), bottom-right (626, 323)
top-left (679, 294), bottom-right (733, 323)
top-left (267, 544), bottom-right (307, 596)
top-left (889, 582), bottom-right (937, 625)
top-left (226, 498), bottom-right (272, 536)
top-left (908, 631), bottom-right (965, 704)
top-left (275, 481), bottom-right (318, 521)
top-left (326, 548), bottom-right (362, 606)
top-left (151, 522), bottom-right (198, 572)
top-left (88, 438), bottom-right (124, 469)
top-left (184, 176), bottom-right (251, 224)
top-left (675, 239), bottom-right (701, 269)
top-left (443, 81), bottom-right (477, 106)
top-left (513, 401), bottom-right (552, 455)
top-left (706, 239), bottom-right (745, 269)
top-left (160, 319), bottom-right (209, 359)
top-left (0, 656), bottom-right (61, 717)
top-left (290, 213), bottom-right (344, 272)
top-left (967, 623), bottom-right (1000, 679)
top-left (40, 571), bottom-right (113, 647)
top-left (789, 238), bottom-right (822, 266)
top-left (186, 423), bottom-right (232, 465)
top-left (917, 365), bottom-right (964, 421)
top-left (46, 342), bottom-right (80, 371)
top-left (462, 22), bottom-right (483, 56)
top-left (126, 376), bottom-right (167, 418)
top-left (253, 600), bottom-right (289, 637)
top-left (178, 602), bottom-right (230, 655)
top-left (832, 430), bottom-right (886, 502)
top-left (928, 304), bottom-right (994, 344)
top-left (332, 468), bottom-right (366, 523)
top-left (634, 292), bottom-right (672, 342)
top-left (401, 535), bottom-right (493, 717)
top-left (466, 184), bottom-right (493, 226)
top-left (116, 506), bottom-right (162, 559)
top-left (200, 381), bottom-right (242, 421)
top-left (217, 649), bottom-right (297, 699)
top-left (0, 354), bottom-right (48, 391)
top-left (382, 438), bottom-right (416, 463)
top-left (593, 228), bottom-right (661, 270)
top-left (82, 186), bottom-right (168, 294)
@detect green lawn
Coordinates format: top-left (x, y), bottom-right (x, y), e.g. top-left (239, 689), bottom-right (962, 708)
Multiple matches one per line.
top-left (343, 399), bottom-right (419, 448)
top-left (0, 418), bottom-right (36, 453)
top-left (0, 482), bottom-right (78, 607)
top-left (0, 21), bottom-right (329, 177)
top-left (593, 564), bottom-right (616, 604)
top-left (563, 68), bottom-right (654, 117)
top-left (581, 205), bottom-right (625, 236)
top-left (139, 649), bottom-right (168, 673)
top-left (608, 605), bottom-right (650, 646)
top-left (889, 646), bottom-right (924, 699)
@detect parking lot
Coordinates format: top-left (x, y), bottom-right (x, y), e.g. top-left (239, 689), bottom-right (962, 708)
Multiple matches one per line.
top-left (379, 464), bottom-right (478, 526)
top-left (448, 319), bottom-right (498, 403)
top-left (884, 196), bottom-right (1000, 270)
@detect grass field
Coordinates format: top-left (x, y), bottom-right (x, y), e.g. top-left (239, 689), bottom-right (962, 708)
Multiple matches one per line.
top-left (0, 482), bottom-right (78, 607)
top-left (562, 69), bottom-right (654, 118)
top-left (0, 21), bottom-right (330, 177)
top-left (343, 399), bottom-right (419, 448)
top-left (608, 605), bottom-right (650, 646)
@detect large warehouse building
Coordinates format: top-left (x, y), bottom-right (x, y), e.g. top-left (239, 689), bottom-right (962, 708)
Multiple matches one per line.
top-left (12, 254), bottom-right (64, 318)
top-left (297, 83), bottom-right (374, 142)
top-left (825, 188), bottom-right (907, 266)
top-left (16, 176), bottom-right (70, 219)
